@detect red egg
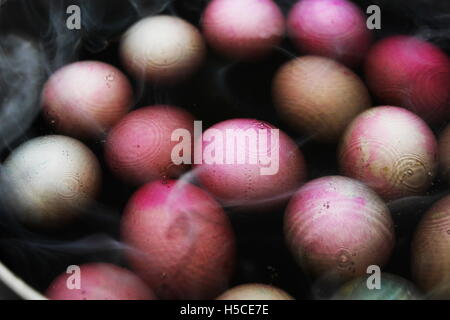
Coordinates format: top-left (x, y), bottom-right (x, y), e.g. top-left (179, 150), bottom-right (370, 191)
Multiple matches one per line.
top-left (195, 119), bottom-right (307, 211)
top-left (46, 263), bottom-right (156, 300)
top-left (411, 195), bottom-right (450, 299)
top-left (104, 105), bottom-right (195, 186)
top-left (202, 0), bottom-right (285, 60)
top-left (287, 0), bottom-right (372, 67)
top-left (285, 176), bottom-right (395, 282)
top-left (365, 36), bottom-right (450, 124)
top-left (339, 106), bottom-right (438, 200)
top-left (121, 180), bottom-right (236, 299)
top-left (439, 124), bottom-right (450, 183)
top-left (41, 61), bottom-right (133, 139)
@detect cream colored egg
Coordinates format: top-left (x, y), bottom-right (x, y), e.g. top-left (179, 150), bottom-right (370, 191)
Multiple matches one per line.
top-left (216, 283), bottom-right (294, 300)
top-left (120, 15), bottom-right (206, 84)
top-left (3, 135), bottom-right (101, 228)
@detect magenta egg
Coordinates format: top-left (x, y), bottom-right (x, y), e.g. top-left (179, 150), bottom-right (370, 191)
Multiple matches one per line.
top-left (411, 195), bottom-right (450, 299)
top-left (194, 119), bottom-right (307, 211)
top-left (339, 106), bottom-right (438, 200)
top-left (41, 61), bottom-right (133, 139)
top-left (121, 180), bottom-right (236, 300)
top-left (365, 36), bottom-right (450, 124)
top-left (104, 105), bottom-right (195, 186)
top-left (287, 0), bottom-right (372, 67)
top-left (202, 0), bottom-right (285, 60)
top-left (284, 176), bottom-right (395, 282)
top-left (46, 263), bottom-right (156, 300)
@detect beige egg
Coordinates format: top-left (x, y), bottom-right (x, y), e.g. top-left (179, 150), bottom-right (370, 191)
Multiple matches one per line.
top-left (272, 56), bottom-right (371, 142)
top-left (439, 124), bottom-right (450, 183)
top-left (3, 135), bottom-right (101, 228)
top-left (120, 15), bottom-right (206, 84)
top-left (216, 283), bottom-right (294, 300)
top-left (411, 195), bottom-right (450, 299)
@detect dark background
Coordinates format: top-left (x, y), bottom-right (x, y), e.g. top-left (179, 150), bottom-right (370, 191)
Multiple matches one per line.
top-left (0, 0), bottom-right (449, 299)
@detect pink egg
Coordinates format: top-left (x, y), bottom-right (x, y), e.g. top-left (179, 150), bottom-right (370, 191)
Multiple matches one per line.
top-left (41, 61), bottom-right (133, 139)
top-left (365, 36), bottom-right (450, 124)
top-left (195, 119), bottom-right (307, 211)
top-left (202, 0), bottom-right (285, 60)
top-left (287, 0), bottom-right (372, 67)
top-left (339, 106), bottom-right (438, 200)
top-left (46, 263), bottom-right (156, 300)
top-left (121, 180), bottom-right (236, 299)
top-left (284, 176), bottom-right (395, 282)
top-left (104, 105), bottom-right (195, 186)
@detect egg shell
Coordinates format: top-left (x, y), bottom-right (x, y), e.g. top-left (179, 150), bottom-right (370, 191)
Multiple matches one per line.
top-left (339, 106), bottom-right (438, 200)
top-left (195, 118), bottom-right (307, 211)
top-left (201, 0), bottom-right (285, 60)
top-left (364, 36), bottom-right (450, 124)
top-left (272, 56), bottom-right (371, 142)
top-left (332, 273), bottom-right (422, 300)
top-left (438, 124), bottom-right (450, 183)
top-left (287, 0), bottom-right (373, 67)
top-left (284, 176), bottom-right (395, 282)
top-left (121, 180), bottom-right (236, 300)
top-left (120, 15), bottom-right (206, 84)
top-left (3, 135), bottom-right (101, 228)
top-left (104, 105), bottom-right (195, 186)
top-left (411, 195), bottom-right (450, 299)
top-left (216, 283), bottom-right (294, 300)
top-left (46, 263), bottom-right (156, 300)
top-left (41, 61), bottom-right (133, 140)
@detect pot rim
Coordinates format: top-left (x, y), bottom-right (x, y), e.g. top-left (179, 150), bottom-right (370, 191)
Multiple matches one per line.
top-left (0, 261), bottom-right (47, 300)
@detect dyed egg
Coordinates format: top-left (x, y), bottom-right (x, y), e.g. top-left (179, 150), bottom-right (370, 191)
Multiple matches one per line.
top-left (216, 283), bottom-right (294, 300)
top-left (3, 135), bottom-right (101, 228)
top-left (194, 118), bottom-right (307, 211)
top-left (439, 124), bottom-right (450, 183)
top-left (365, 36), bottom-right (450, 124)
top-left (287, 0), bottom-right (373, 67)
top-left (120, 15), bottom-right (206, 84)
top-left (41, 61), bottom-right (133, 140)
top-left (121, 180), bottom-right (236, 299)
top-left (339, 106), bottom-right (438, 200)
top-left (332, 273), bottom-right (422, 300)
top-left (284, 176), bottom-right (395, 282)
top-left (412, 195), bottom-right (450, 299)
top-left (202, 0), bottom-right (285, 60)
top-left (104, 105), bottom-right (195, 186)
top-left (46, 263), bottom-right (156, 300)
top-left (272, 56), bottom-right (371, 142)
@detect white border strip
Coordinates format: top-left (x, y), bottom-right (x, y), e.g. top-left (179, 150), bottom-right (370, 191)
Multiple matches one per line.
top-left (0, 261), bottom-right (47, 300)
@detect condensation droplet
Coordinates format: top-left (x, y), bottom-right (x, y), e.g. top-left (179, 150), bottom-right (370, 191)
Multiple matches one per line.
top-left (105, 73), bottom-right (115, 87)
